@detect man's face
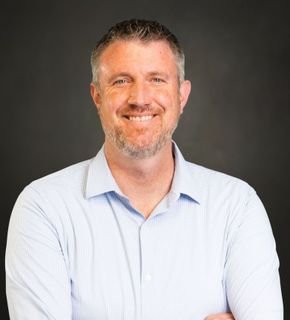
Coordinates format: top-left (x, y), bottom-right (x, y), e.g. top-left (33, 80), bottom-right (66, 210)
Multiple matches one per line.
top-left (91, 40), bottom-right (191, 158)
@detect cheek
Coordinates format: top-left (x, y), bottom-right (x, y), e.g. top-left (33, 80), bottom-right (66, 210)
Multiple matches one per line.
top-left (155, 92), bottom-right (181, 118)
top-left (104, 91), bottom-right (129, 114)
top-left (154, 86), bottom-right (180, 106)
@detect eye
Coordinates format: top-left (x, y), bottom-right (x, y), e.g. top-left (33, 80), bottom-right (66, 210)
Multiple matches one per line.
top-left (152, 77), bottom-right (164, 84)
top-left (113, 79), bottom-right (128, 85)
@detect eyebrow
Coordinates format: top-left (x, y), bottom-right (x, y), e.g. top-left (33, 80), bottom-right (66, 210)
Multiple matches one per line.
top-left (147, 71), bottom-right (169, 79)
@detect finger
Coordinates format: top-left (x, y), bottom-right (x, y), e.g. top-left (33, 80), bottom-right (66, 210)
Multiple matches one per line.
top-left (204, 312), bottom-right (234, 320)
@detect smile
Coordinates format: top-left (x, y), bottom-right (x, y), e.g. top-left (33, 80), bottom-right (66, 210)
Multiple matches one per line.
top-left (124, 115), bottom-right (155, 122)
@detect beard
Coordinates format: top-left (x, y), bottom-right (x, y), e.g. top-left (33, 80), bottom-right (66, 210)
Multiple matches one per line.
top-left (102, 116), bottom-right (180, 159)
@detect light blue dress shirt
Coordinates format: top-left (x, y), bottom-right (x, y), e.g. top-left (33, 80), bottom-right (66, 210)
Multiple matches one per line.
top-left (6, 143), bottom-right (283, 320)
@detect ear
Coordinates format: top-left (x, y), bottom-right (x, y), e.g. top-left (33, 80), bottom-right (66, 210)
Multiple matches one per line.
top-left (179, 80), bottom-right (191, 114)
top-left (90, 82), bottom-right (102, 110)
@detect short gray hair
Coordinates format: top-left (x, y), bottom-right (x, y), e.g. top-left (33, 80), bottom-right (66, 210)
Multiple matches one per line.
top-left (91, 19), bottom-right (185, 85)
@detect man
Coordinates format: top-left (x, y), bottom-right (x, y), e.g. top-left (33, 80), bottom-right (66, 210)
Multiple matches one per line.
top-left (6, 19), bottom-right (283, 319)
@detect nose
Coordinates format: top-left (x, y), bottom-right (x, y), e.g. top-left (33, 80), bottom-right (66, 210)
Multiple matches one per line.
top-left (127, 81), bottom-right (152, 107)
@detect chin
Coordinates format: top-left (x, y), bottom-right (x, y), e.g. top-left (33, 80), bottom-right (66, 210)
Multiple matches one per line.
top-left (117, 135), bottom-right (171, 159)
top-left (106, 125), bottom-right (175, 159)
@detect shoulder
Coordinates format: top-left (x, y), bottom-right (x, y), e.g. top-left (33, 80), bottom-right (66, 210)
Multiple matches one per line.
top-left (17, 157), bottom-right (94, 206)
top-left (187, 161), bottom-right (252, 194)
top-left (184, 161), bottom-right (271, 242)
top-left (185, 161), bottom-right (258, 215)
top-left (10, 157), bottom-right (99, 232)
top-left (32, 158), bottom-right (92, 190)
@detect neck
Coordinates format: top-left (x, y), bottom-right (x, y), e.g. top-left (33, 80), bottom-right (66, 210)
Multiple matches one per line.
top-left (104, 140), bottom-right (175, 218)
top-left (104, 140), bottom-right (175, 182)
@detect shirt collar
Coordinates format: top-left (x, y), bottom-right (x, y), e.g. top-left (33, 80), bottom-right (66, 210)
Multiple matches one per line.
top-left (85, 145), bottom-right (124, 199)
top-left (170, 142), bottom-right (201, 204)
top-left (85, 142), bottom-right (201, 204)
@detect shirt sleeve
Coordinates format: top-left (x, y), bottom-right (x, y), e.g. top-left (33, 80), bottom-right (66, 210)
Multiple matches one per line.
top-left (224, 186), bottom-right (283, 320)
top-left (5, 185), bottom-right (72, 319)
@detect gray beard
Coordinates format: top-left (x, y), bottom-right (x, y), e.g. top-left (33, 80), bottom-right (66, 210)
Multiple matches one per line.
top-left (105, 121), bottom-right (179, 159)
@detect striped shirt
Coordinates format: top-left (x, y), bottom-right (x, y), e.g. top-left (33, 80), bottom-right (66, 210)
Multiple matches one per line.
top-left (6, 143), bottom-right (283, 319)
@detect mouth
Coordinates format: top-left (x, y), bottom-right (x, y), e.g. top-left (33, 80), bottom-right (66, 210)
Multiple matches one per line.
top-left (123, 114), bottom-right (157, 122)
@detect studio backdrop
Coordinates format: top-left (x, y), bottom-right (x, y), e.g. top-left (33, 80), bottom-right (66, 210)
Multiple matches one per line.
top-left (2, 1), bottom-right (289, 318)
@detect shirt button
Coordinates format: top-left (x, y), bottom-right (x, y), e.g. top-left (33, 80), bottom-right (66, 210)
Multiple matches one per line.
top-left (144, 273), bottom-right (152, 281)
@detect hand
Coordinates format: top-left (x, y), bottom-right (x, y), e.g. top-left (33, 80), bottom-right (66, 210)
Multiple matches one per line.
top-left (204, 312), bottom-right (234, 320)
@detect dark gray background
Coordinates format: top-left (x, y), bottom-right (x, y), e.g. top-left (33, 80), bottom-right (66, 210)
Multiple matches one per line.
top-left (2, 0), bottom-right (289, 318)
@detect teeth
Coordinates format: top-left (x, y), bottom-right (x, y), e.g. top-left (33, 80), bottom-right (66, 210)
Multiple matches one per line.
top-left (128, 115), bottom-right (153, 121)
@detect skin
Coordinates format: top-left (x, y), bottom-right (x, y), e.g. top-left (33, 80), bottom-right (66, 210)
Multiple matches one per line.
top-left (90, 39), bottom-right (191, 217)
top-left (204, 312), bottom-right (235, 320)
top-left (90, 39), bottom-right (234, 320)
top-left (91, 40), bottom-right (189, 158)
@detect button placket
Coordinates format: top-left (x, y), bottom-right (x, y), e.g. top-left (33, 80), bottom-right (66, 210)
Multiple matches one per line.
top-left (139, 221), bottom-right (155, 319)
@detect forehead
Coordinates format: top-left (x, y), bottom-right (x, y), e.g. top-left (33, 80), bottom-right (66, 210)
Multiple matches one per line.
top-left (98, 40), bottom-right (178, 73)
